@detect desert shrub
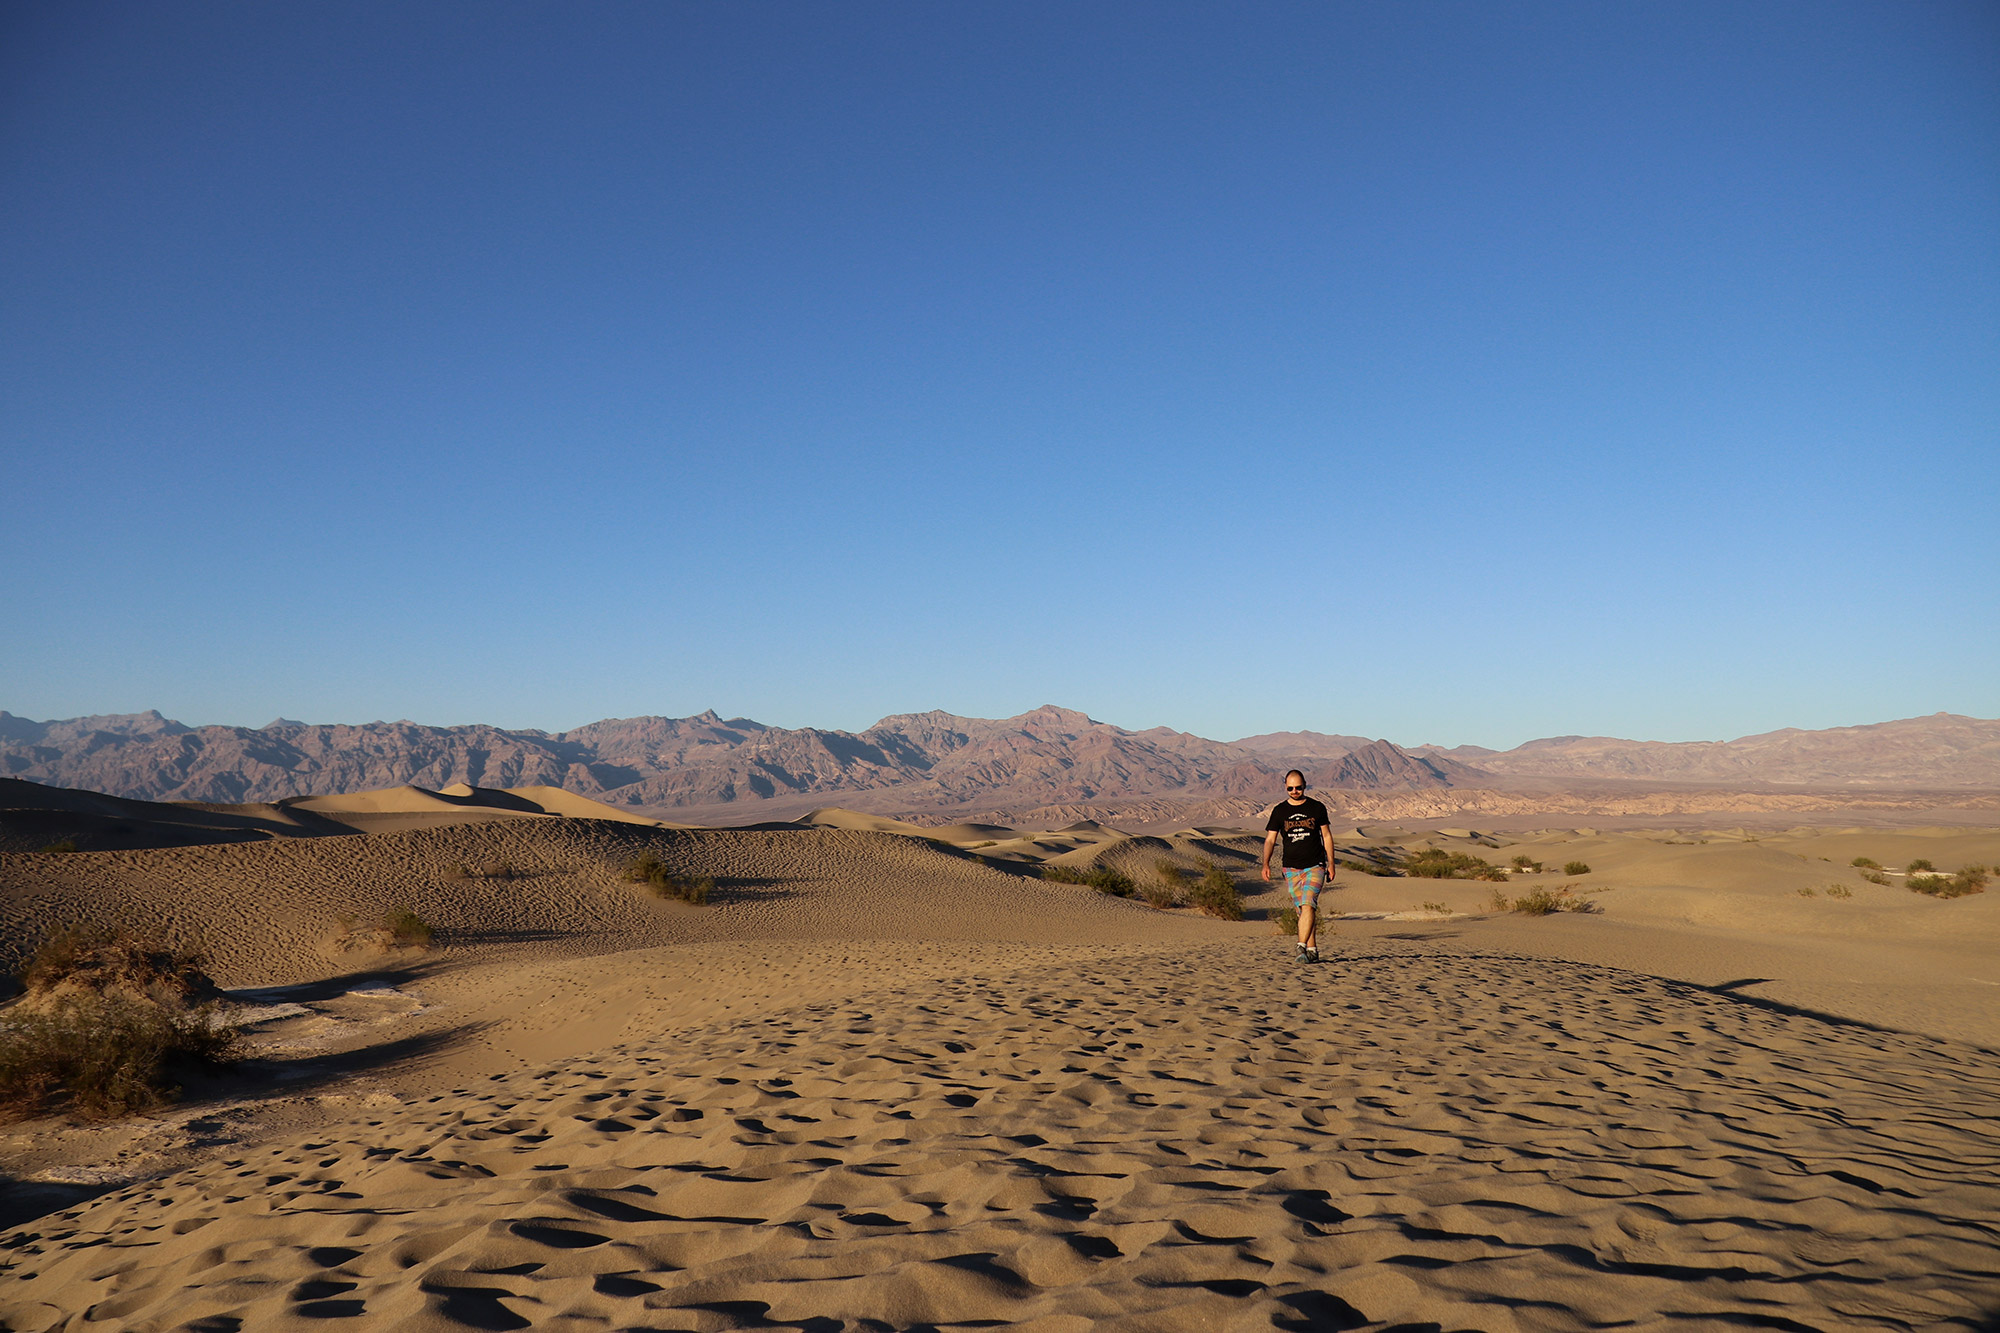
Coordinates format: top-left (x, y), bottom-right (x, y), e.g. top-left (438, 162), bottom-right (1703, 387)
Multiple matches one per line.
top-left (623, 853), bottom-right (712, 905)
top-left (19, 923), bottom-right (212, 1003)
top-left (35, 839), bottom-right (79, 854)
top-left (1512, 884), bottom-right (1600, 916)
top-left (1085, 867), bottom-right (1135, 897)
top-left (1907, 868), bottom-right (1987, 900)
top-left (1142, 859), bottom-right (1186, 909)
top-left (0, 995), bottom-right (239, 1122)
top-left (1402, 849), bottom-right (1506, 881)
top-left (1420, 901), bottom-right (1448, 915)
top-left (1825, 884), bottom-right (1853, 899)
top-left (1039, 864), bottom-right (1089, 885)
top-left (1190, 864), bottom-right (1244, 920)
top-left (1850, 856), bottom-right (1880, 869)
top-left (1797, 886), bottom-right (1817, 897)
top-left (383, 908), bottom-right (435, 947)
top-left (1907, 858), bottom-right (1935, 873)
top-left (1562, 861), bottom-right (1592, 876)
top-left (1274, 905), bottom-right (1300, 937)
top-left (1486, 889), bottom-right (1511, 912)
top-left (1338, 857), bottom-right (1397, 876)
top-left (1510, 855), bottom-right (1544, 872)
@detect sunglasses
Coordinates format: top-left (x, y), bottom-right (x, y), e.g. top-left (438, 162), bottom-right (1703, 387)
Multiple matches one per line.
top-left (1286, 784), bottom-right (1305, 791)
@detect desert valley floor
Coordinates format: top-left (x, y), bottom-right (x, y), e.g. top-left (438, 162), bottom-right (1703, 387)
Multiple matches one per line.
top-left (1, 783), bottom-right (1997, 1331)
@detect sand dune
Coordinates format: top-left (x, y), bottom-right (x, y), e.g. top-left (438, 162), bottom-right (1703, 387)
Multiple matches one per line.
top-left (5, 799), bottom-right (2000, 1329)
top-left (4, 941), bottom-right (1997, 1331)
top-left (0, 778), bottom-right (355, 854)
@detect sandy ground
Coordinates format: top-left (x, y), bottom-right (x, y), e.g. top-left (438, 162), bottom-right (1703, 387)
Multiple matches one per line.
top-left (3, 794), bottom-right (1998, 1331)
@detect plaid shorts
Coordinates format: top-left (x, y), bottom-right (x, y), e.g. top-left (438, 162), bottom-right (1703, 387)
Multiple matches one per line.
top-left (1281, 864), bottom-right (1328, 906)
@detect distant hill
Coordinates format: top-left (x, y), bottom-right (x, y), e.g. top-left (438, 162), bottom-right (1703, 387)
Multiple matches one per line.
top-left (1231, 729), bottom-right (1377, 760)
top-left (2, 706), bottom-right (1990, 816)
top-left (0, 705), bottom-right (1471, 811)
top-left (1414, 712), bottom-right (2000, 788)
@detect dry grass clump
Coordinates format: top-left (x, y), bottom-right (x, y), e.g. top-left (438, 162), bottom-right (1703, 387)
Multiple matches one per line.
top-left (1851, 856), bottom-right (1881, 869)
top-left (1190, 863), bottom-right (1244, 920)
top-left (1491, 884), bottom-right (1601, 916)
top-left (1401, 848), bottom-right (1509, 882)
top-left (1825, 884), bottom-right (1853, 899)
top-left (334, 908), bottom-right (437, 952)
top-left (1859, 869), bottom-right (1890, 886)
top-left (1562, 860), bottom-right (1592, 876)
top-left (1510, 854), bottom-right (1544, 872)
top-left (1906, 866), bottom-right (1987, 899)
top-left (623, 853), bottom-right (713, 905)
top-left (1906, 858), bottom-right (1935, 873)
top-left (1273, 904), bottom-right (1301, 937)
top-left (1337, 857), bottom-right (1398, 876)
top-left (18, 923), bottom-right (215, 1007)
top-left (0, 998), bottom-right (239, 1122)
top-left (2, 923), bottom-right (239, 1122)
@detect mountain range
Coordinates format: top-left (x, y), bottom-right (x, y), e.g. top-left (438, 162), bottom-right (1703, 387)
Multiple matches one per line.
top-left (1, 706), bottom-right (1993, 816)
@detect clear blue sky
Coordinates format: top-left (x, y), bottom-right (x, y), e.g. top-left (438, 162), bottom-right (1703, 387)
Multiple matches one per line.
top-left (3, 2), bottom-right (1994, 748)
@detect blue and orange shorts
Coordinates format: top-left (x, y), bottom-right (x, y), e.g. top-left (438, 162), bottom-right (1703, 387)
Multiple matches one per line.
top-left (1281, 864), bottom-right (1329, 907)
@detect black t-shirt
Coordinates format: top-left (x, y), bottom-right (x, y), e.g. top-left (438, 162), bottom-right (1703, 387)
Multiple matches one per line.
top-left (1266, 796), bottom-right (1333, 868)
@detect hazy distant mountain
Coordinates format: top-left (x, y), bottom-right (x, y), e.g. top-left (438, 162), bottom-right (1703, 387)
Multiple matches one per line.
top-left (3, 706), bottom-right (1989, 812)
top-left (0, 705), bottom-right (1468, 810)
top-left (1230, 729), bottom-right (1377, 760)
top-left (1414, 712), bottom-right (2000, 788)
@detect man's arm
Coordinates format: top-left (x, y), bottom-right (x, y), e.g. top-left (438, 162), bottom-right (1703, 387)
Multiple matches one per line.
top-left (1261, 830), bottom-right (1279, 881)
top-left (1320, 824), bottom-right (1338, 877)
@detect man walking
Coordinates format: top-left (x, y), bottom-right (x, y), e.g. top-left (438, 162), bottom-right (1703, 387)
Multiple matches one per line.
top-left (1262, 770), bottom-right (1337, 964)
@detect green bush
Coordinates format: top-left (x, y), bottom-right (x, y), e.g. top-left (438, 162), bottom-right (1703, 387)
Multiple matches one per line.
top-left (1040, 863), bottom-right (1139, 897)
top-left (1511, 884), bottom-right (1600, 916)
top-left (1510, 855), bottom-right (1543, 872)
top-left (624, 853), bottom-right (712, 905)
top-left (1273, 904), bottom-right (1300, 937)
top-left (1907, 868), bottom-right (1987, 900)
top-left (383, 908), bottom-right (435, 947)
top-left (1850, 856), bottom-right (1880, 869)
top-left (1190, 864), bottom-right (1244, 920)
top-left (1085, 867), bottom-right (1135, 897)
top-left (35, 839), bottom-right (80, 854)
top-left (1562, 861), bottom-right (1592, 876)
top-left (1143, 859), bottom-right (1186, 909)
top-left (1859, 869), bottom-right (1889, 886)
top-left (1907, 858), bottom-right (1935, 873)
top-left (1338, 857), bottom-right (1397, 876)
top-left (1401, 848), bottom-right (1507, 881)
